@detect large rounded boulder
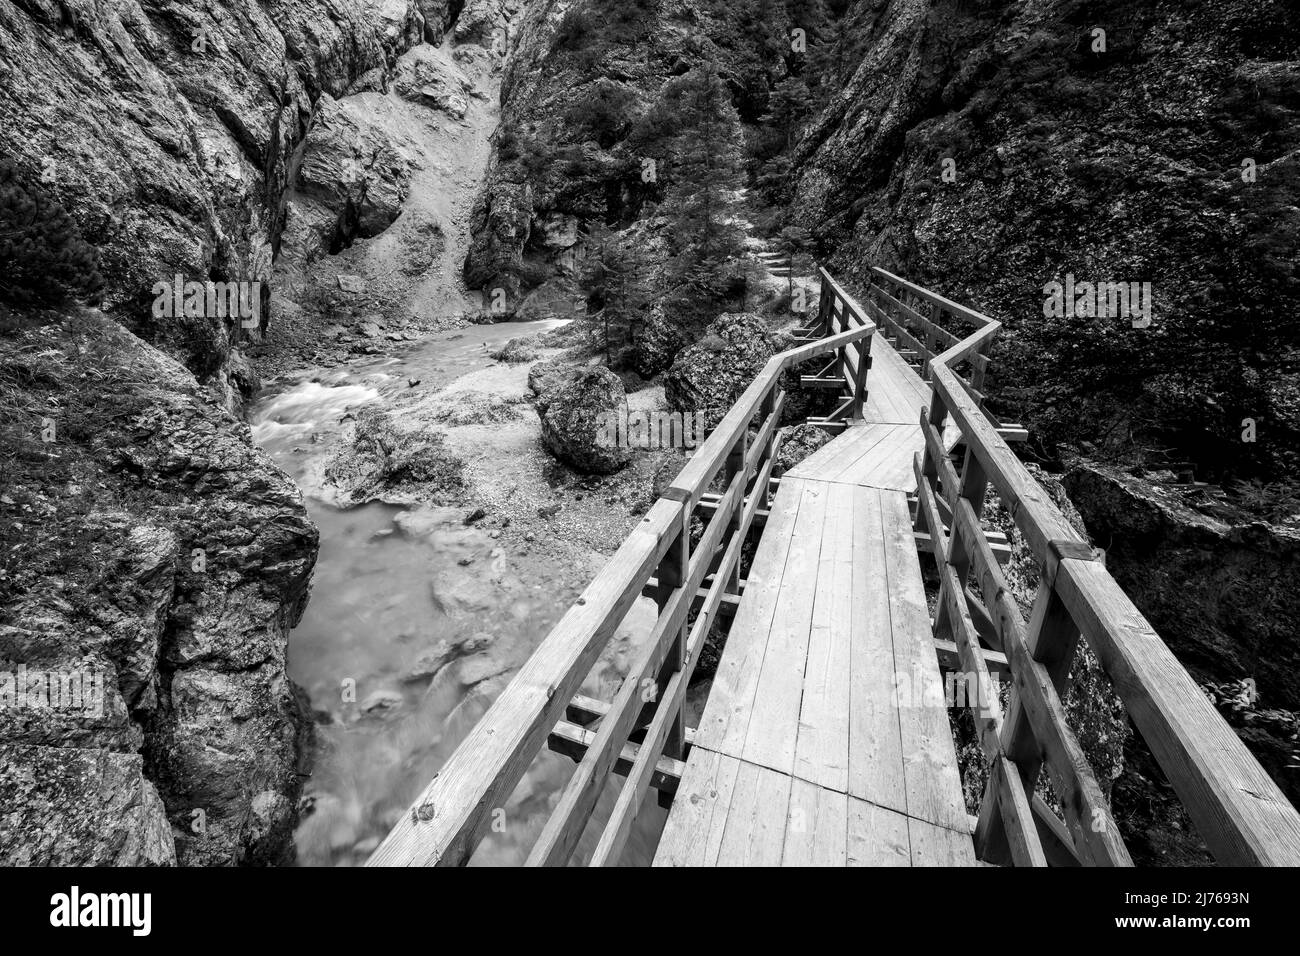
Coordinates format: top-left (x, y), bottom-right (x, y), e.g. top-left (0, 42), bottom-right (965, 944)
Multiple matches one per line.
top-left (538, 366), bottom-right (631, 474)
top-left (664, 313), bottom-right (778, 428)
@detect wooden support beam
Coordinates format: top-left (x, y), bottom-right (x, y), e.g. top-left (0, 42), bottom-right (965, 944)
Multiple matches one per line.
top-left (932, 637), bottom-right (1010, 674)
top-left (915, 530), bottom-right (1010, 564)
top-left (547, 720), bottom-right (690, 795)
top-left (806, 417), bottom-right (848, 434)
top-left (800, 375), bottom-right (845, 390)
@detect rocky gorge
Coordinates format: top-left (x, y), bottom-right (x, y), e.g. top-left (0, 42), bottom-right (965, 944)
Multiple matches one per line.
top-left (0, 0), bottom-right (519, 865)
top-left (1, 0), bottom-right (1297, 868)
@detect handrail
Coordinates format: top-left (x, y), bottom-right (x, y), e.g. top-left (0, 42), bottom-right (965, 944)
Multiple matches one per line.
top-left (368, 286), bottom-right (876, 866)
top-left (912, 278), bottom-right (1300, 866)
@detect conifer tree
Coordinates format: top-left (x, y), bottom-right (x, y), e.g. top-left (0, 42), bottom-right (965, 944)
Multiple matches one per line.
top-left (0, 160), bottom-right (104, 306)
top-left (650, 66), bottom-right (748, 311)
top-left (579, 221), bottom-right (649, 362)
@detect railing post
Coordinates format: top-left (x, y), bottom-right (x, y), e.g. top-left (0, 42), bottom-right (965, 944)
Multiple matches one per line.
top-left (977, 567), bottom-right (1084, 864)
top-left (652, 508), bottom-right (690, 760)
top-left (914, 394), bottom-right (946, 536)
top-left (852, 331), bottom-right (871, 419)
top-left (723, 430), bottom-right (748, 596)
top-left (816, 269), bottom-right (832, 337)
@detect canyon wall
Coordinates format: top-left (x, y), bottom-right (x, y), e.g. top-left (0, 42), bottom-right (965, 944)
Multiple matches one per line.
top-left (0, 0), bottom-right (462, 864)
top-left (788, 0), bottom-right (1300, 480)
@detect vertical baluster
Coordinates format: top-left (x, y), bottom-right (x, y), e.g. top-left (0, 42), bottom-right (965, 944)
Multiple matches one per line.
top-left (652, 508), bottom-right (690, 759)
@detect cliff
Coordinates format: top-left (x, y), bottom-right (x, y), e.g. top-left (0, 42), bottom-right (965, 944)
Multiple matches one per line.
top-left (788, 0), bottom-right (1300, 480)
top-left (0, 0), bottom-right (460, 864)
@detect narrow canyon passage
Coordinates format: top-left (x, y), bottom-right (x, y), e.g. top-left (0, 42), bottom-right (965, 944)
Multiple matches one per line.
top-left (248, 27), bottom-right (670, 865)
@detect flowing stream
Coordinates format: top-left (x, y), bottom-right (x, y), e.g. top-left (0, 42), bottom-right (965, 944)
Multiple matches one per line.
top-left (250, 320), bottom-right (667, 865)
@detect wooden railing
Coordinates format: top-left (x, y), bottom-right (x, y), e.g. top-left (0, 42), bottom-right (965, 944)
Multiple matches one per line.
top-left (909, 273), bottom-right (1300, 866)
top-left (864, 267), bottom-right (1026, 441)
top-left (368, 274), bottom-right (876, 866)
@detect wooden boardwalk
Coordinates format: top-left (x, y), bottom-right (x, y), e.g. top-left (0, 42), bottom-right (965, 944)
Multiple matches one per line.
top-left (655, 336), bottom-right (975, 866)
top-left (371, 265), bottom-right (1300, 869)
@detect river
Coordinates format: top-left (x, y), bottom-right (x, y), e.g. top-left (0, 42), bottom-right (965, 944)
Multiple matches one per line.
top-left (250, 320), bottom-right (668, 866)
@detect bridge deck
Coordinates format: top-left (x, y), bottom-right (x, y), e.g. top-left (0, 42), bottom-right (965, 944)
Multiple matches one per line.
top-left (655, 337), bottom-right (975, 866)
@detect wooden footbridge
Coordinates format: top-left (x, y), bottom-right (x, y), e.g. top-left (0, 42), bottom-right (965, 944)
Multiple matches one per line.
top-left (370, 267), bottom-right (1300, 867)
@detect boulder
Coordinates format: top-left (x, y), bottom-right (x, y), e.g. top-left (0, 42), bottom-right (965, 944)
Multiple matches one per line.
top-left (1064, 460), bottom-right (1300, 723)
top-left (394, 45), bottom-right (473, 118)
top-left (528, 358), bottom-right (581, 411)
top-left (632, 305), bottom-right (686, 378)
top-left (324, 407), bottom-right (467, 505)
top-left (665, 313), bottom-right (778, 429)
top-left (294, 94), bottom-right (414, 254)
top-left (538, 367), bottom-right (631, 474)
top-left (490, 336), bottom-right (539, 363)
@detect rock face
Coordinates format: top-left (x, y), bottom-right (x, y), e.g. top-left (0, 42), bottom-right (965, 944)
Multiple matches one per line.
top-left (665, 313), bottom-right (778, 429)
top-left (0, 308), bottom-right (316, 865)
top-left (1063, 459), bottom-right (1300, 819)
top-left (788, 0), bottom-right (1300, 478)
top-left (0, 0), bottom-right (437, 388)
top-left (461, 0), bottom-right (757, 300)
top-left (538, 366), bottom-right (631, 474)
top-left (1064, 460), bottom-right (1300, 713)
top-left (0, 745), bottom-right (176, 866)
top-left (283, 93), bottom-right (416, 264)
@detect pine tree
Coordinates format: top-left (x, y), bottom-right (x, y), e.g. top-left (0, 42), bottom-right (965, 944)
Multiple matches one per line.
top-left (652, 66), bottom-right (749, 311)
top-left (579, 222), bottom-right (649, 362)
top-left (0, 160), bottom-right (104, 306)
top-left (763, 74), bottom-right (813, 151)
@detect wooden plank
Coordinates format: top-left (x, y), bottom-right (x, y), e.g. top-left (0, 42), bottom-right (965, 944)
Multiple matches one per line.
top-left (527, 472), bottom-right (745, 866)
top-left (693, 480), bottom-right (805, 756)
top-left (957, 516), bottom-right (1130, 866)
top-left (851, 425), bottom-right (923, 488)
top-left (908, 816), bottom-right (978, 866)
top-left (590, 459), bottom-right (773, 865)
top-left (715, 760), bottom-right (792, 866)
top-left (793, 481), bottom-right (854, 792)
top-left (871, 266), bottom-right (996, 329)
top-left (783, 778), bottom-right (849, 866)
top-left (742, 480), bottom-right (829, 772)
top-left (653, 749), bottom-right (740, 866)
top-left (871, 284), bottom-right (961, 351)
top-left (932, 637), bottom-right (1010, 675)
top-left (368, 498), bottom-right (682, 867)
top-left (588, 668), bottom-right (688, 866)
top-left (879, 491), bottom-right (970, 833)
top-left (848, 486), bottom-right (908, 813)
top-left (847, 798), bottom-right (912, 866)
top-left (991, 753), bottom-right (1049, 867)
top-left (788, 422), bottom-right (893, 480)
top-left (930, 364), bottom-right (1077, 561)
